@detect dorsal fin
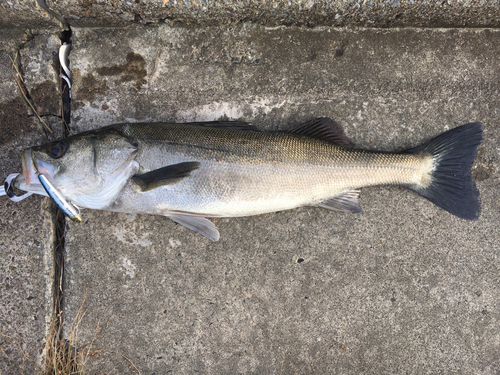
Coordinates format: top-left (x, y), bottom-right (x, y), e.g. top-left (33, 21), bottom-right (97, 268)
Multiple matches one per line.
top-left (290, 118), bottom-right (353, 148)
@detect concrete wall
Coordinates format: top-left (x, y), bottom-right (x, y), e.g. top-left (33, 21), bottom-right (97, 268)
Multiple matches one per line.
top-left (1, 0), bottom-right (500, 28)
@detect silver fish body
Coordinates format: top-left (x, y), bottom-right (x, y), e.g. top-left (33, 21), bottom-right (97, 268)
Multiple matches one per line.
top-left (16, 119), bottom-right (483, 240)
top-left (112, 123), bottom-right (426, 215)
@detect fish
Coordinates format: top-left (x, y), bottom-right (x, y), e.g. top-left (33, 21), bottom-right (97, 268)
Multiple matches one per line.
top-left (14, 118), bottom-right (483, 241)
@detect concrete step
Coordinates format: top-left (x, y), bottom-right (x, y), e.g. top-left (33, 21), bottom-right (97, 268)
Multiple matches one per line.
top-left (1, 23), bottom-right (499, 373)
top-left (1, 0), bottom-right (500, 28)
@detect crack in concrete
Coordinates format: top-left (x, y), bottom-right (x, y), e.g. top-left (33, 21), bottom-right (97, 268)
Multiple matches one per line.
top-left (36, 0), bottom-right (68, 27)
top-left (40, 26), bottom-right (73, 371)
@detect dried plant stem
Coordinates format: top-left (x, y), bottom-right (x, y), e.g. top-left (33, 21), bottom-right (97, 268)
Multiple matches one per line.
top-left (108, 351), bottom-right (142, 375)
top-left (0, 333), bottom-right (42, 374)
top-left (9, 52), bottom-right (53, 134)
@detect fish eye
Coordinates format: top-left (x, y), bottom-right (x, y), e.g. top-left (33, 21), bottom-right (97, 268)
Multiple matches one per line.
top-left (48, 141), bottom-right (67, 159)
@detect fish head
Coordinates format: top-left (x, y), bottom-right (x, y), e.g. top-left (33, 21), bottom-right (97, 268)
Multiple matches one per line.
top-left (21, 130), bottom-right (138, 203)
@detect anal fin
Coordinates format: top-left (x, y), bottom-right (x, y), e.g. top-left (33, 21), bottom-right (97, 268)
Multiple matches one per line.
top-left (312, 190), bottom-right (362, 213)
top-left (166, 213), bottom-right (220, 241)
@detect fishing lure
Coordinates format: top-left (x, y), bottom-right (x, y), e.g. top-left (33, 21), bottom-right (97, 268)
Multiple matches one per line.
top-left (38, 173), bottom-right (82, 222)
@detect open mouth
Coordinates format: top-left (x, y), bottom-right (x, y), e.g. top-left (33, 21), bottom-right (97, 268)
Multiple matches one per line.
top-left (22, 149), bottom-right (56, 185)
top-left (22, 149), bottom-right (38, 185)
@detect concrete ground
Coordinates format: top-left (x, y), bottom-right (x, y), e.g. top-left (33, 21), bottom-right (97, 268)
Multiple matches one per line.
top-left (0, 29), bottom-right (58, 373)
top-left (1, 8), bottom-right (500, 375)
top-left (63, 25), bottom-right (500, 374)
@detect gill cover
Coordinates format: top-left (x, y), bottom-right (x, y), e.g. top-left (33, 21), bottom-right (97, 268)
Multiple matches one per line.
top-left (70, 132), bottom-right (140, 209)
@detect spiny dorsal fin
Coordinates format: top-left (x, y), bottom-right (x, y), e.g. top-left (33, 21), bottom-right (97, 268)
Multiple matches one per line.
top-left (290, 118), bottom-right (353, 148)
top-left (133, 162), bottom-right (200, 192)
top-left (312, 190), bottom-right (362, 213)
top-left (188, 121), bottom-right (259, 131)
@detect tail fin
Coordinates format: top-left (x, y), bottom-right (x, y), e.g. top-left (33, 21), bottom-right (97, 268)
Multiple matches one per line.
top-left (406, 123), bottom-right (484, 220)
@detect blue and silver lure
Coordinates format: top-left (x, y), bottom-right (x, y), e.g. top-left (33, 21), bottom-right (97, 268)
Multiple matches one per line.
top-left (38, 173), bottom-right (82, 222)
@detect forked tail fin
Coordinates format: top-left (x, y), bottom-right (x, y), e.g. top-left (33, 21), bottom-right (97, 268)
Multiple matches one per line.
top-left (406, 123), bottom-right (484, 220)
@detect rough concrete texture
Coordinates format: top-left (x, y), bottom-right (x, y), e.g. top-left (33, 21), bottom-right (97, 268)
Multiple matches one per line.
top-left (2, 0), bottom-right (500, 28)
top-left (0, 31), bottom-right (59, 373)
top-left (59, 25), bottom-right (500, 373)
top-left (49, 0), bottom-right (500, 28)
top-left (0, 0), bottom-right (61, 30)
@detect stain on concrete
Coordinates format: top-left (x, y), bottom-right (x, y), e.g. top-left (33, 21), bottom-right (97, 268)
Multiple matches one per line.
top-left (113, 224), bottom-right (152, 247)
top-left (473, 152), bottom-right (495, 182)
top-left (472, 164), bottom-right (494, 182)
top-left (334, 40), bottom-right (348, 58)
top-left (121, 257), bottom-right (136, 278)
top-left (0, 79), bottom-right (60, 144)
top-left (29, 80), bottom-right (59, 116)
top-left (0, 96), bottom-right (30, 143)
top-left (96, 52), bottom-right (147, 89)
top-left (0, 96), bottom-right (42, 144)
top-left (72, 69), bottom-right (109, 110)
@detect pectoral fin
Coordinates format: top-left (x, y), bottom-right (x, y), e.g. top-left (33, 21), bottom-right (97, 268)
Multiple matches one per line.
top-left (313, 190), bottom-right (362, 213)
top-left (133, 162), bottom-right (200, 192)
top-left (166, 213), bottom-right (220, 241)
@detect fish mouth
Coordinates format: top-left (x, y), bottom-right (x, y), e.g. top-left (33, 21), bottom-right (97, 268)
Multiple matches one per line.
top-left (22, 149), bottom-right (56, 185)
top-left (22, 149), bottom-right (38, 185)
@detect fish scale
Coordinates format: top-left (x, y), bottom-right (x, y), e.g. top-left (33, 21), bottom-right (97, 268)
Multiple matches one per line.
top-left (112, 123), bottom-right (428, 217)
